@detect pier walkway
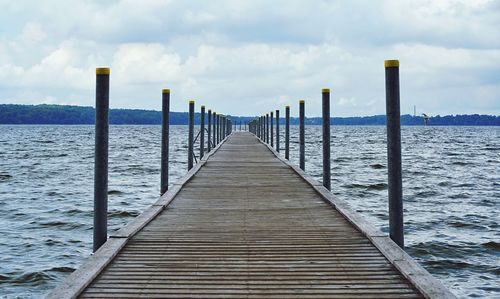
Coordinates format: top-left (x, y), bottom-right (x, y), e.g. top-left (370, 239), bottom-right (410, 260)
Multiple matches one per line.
top-left (48, 132), bottom-right (453, 298)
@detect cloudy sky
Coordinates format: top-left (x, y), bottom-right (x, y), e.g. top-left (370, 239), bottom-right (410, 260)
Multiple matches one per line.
top-left (0, 0), bottom-right (499, 116)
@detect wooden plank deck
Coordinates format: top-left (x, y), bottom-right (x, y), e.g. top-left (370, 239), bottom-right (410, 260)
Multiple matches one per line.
top-left (48, 132), bottom-right (454, 299)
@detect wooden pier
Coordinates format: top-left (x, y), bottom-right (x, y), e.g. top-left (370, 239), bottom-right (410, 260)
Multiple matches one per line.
top-left (48, 132), bottom-right (454, 298)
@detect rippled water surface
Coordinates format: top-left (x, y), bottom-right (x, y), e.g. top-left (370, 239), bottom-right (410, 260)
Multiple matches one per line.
top-left (0, 125), bottom-right (498, 298)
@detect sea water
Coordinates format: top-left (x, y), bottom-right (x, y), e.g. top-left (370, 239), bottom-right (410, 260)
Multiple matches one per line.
top-left (0, 125), bottom-right (498, 298)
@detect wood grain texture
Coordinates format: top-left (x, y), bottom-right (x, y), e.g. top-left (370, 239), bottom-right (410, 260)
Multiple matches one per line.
top-left (75, 133), bottom-right (432, 298)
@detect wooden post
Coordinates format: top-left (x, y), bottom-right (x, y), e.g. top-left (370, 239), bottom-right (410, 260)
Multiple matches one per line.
top-left (207, 109), bottom-right (212, 152)
top-left (216, 114), bottom-right (220, 144)
top-left (222, 115), bottom-right (226, 138)
top-left (299, 100), bottom-right (305, 171)
top-left (322, 88), bottom-right (331, 191)
top-left (200, 105), bottom-right (205, 159)
top-left (276, 109), bottom-right (280, 152)
top-left (212, 111), bottom-right (217, 147)
top-left (160, 89), bottom-right (170, 195)
top-left (266, 113), bottom-right (269, 144)
top-left (285, 105), bottom-right (290, 160)
top-left (385, 59), bottom-right (404, 249)
top-left (93, 67), bottom-right (110, 253)
top-left (188, 100), bottom-right (194, 170)
top-left (270, 111), bottom-right (274, 148)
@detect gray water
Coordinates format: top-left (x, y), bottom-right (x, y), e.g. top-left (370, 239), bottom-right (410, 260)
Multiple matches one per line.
top-left (0, 125), bottom-right (498, 298)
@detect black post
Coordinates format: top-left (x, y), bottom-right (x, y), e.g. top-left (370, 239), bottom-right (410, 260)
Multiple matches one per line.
top-left (285, 105), bottom-right (290, 160)
top-left (322, 89), bottom-right (331, 191)
top-left (256, 118), bottom-right (260, 138)
top-left (385, 59), bottom-right (404, 249)
top-left (299, 100), bottom-right (305, 171)
top-left (188, 100), bottom-right (194, 170)
top-left (270, 111), bottom-right (274, 148)
top-left (266, 113), bottom-right (269, 144)
top-left (216, 114), bottom-right (220, 144)
top-left (93, 67), bottom-right (110, 253)
top-left (200, 105), bottom-right (205, 159)
top-left (260, 116), bottom-right (263, 139)
top-left (160, 89), bottom-right (170, 195)
top-left (212, 111), bottom-right (216, 147)
top-left (276, 109), bottom-right (280, 152)
top-left (222, 116), bottom-right (226, 138)
top-left (207, 109), bottom-right (212, 152)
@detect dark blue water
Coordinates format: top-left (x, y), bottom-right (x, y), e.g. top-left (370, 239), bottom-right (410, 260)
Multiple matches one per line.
top-left (0, 125), bottom-right (498, 298)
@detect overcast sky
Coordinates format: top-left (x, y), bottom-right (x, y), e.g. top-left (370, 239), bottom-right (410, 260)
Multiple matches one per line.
top-left (0, 0), bottom-right (499, 116)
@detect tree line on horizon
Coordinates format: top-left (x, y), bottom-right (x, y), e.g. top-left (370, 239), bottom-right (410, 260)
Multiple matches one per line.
top-left (0, 104), bottom-right (498, 126)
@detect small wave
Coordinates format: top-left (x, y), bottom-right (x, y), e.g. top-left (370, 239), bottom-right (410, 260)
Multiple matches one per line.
top-left (453, 183), bottom-right (475, 188)
top-left (415, 190), bottom-right (439, 197)
top-left (0, 173), bottom-right (12, 181)
top-left (448, 193), bottom-right (471, 199)
top-left (44, 239), bottom-right (63, 246)
top-left (344, 183), bottom-right (387, 190)
top-left (370, 163), bottom-right (385, 169)
top-left (65, 209), bottom-right (84, 216)
top-left (451, 161), bottom-right (470, 166)
top-left (34, 140), bottom-right (55, 144)
top-left (48, 266), bottom-right (74, 273)
top-left (483, 241), bottom-right (500, 251)
top-left (448, 221), bottom-right (486, 230)
top-left (109, 210), bottom-right (139, 218)
top-left (437, 181), bottom-right (450, 187)
top-left (9, 271), bottom-right (53, 285)
top-left (39, 221), bottom-right (68, 227)
top-left (108, 190), bottom-right (125, 195)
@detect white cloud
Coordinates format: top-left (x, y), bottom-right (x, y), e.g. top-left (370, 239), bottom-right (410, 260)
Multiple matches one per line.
top-left (0, 0), bottom-right (498, 116)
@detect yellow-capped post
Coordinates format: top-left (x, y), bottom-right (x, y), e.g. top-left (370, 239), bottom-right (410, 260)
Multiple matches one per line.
top-left (299, 100), bottom-right (305, 170)
top-left (207, 109), bottom-right (212, 152)
top-left (188, 100), bottom-right (195, 170)
top-left (94, 67), bottom-right (110, 253)
top-left (200, 105), bottom-right (205, 159)
top-left (384, 59), bottom-right (404, 249)
top-left (160, 88), bottom-right (170, 195)
top-left (270, 111), bottom-right (274, 147)
top-left (285, 105), bottom-right (290, 160)
top-left (322, 88), bottom-right (331, 190)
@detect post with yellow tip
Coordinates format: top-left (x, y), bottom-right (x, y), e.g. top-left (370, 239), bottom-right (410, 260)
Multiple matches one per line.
top-left (275, 109), bottom-right (280, 152)
top-left (266, 113), bottom-right (269, 144)
top-left (212, 111), bottom-right (216, 147)
top-left (322, 88), bottom-right (331, 191)
top-left (160, 89), bottom-right (170, 195)
top-left (215, 114), bottom-right (219, 144)
top-left (207, 109), bottom-right (212, 152)
top-left (270, 111), bottom-right (274, 147)
top-left (200, 105), bottom-right (205, 159)
top-left (299, 100), bottom-right (305, 171)
top-left (222, 115), bottom-right (226, 139)
top-left (255, 117), bottom-right (260, 139)
top-left (385, 59), bottom-right (404, 249)
top-left (188, 100), bottom-right (195, 170)
top-left (285, 106), bottom-right (290, 160)
top-left (93, 67), bottom-right (110, 253)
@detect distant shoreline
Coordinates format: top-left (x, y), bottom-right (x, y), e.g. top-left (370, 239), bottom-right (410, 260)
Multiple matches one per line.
top-left (1, 104), bottom-right (498, 126)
